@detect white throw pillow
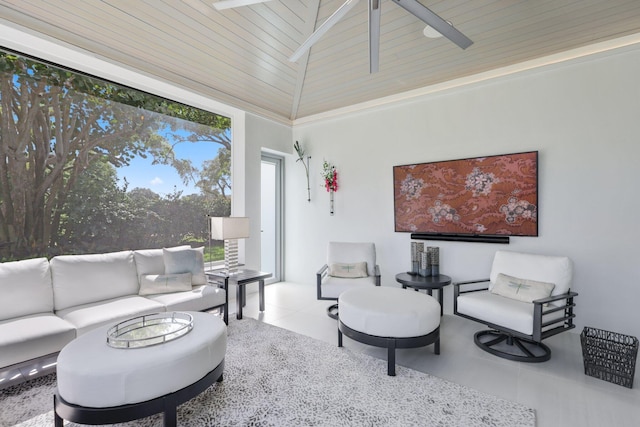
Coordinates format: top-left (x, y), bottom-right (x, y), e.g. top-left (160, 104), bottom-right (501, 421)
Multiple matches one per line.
top-left (138, 273), bottom-right (193, 296)
top-left (134, 245), bottom-right (191, 277)
top-left (328, 262), bottom-right (368, 278)
top-left (490, 273), bottom-right (555, 303)
top-left (163, 246), bottom-right (206, 285)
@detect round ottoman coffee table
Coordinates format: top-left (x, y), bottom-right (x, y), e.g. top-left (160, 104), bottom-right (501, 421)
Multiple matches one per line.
top-left (54, 311), bottom-right (226, 427)
top-left (338, 287), bottom-right (440, 376)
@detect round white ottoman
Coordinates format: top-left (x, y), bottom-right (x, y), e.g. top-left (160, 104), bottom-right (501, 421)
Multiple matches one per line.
top-left (54, 311), bottom-right (226, 427)
top-left (338, 286), bottom-right (440, 376)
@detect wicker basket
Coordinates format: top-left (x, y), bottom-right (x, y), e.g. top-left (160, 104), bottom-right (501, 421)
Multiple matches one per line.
top-left (581, 327), bottom-right (639, 389)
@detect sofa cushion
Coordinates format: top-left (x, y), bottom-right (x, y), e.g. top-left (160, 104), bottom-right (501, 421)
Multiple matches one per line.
top-left (138, 273), bottom-right (193, 296)
top-left (133, 245), bottom-right (191, 283)
top-left (51, 250), bottom-right (139, 311)
top-left (163, 246), bottom-right (206, 285)
top-left (146, 285), bottom-right (226, 312)
top-left (0, 313), bottom-right (76, 368)
top-left (0, 258), bottom-right (53, 321)
top-left (56, 295), bottom-right (165, 336)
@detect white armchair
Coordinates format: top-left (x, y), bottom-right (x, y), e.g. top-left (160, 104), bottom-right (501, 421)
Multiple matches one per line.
top-left (317, 242), bottom-right (381, 317)
top-left (454, 250), bottom-right (578, 362)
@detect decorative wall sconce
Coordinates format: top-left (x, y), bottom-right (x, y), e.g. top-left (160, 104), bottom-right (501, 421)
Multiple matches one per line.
top-left (294, 141), bottom-right (311, 202)
top-left (322, 160), bottom-right (338, 215)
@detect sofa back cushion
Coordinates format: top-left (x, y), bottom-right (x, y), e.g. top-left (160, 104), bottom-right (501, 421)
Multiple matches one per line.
top-left (0, 258), bottom-right (53, 321)
top-left (51, 250), bottom-right (139, 311)
top-left (133, 246), bottom-right (190, 283)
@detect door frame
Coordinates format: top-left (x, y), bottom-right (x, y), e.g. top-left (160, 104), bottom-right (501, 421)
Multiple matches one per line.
top-left (261, 152), bottom-right (284, 284)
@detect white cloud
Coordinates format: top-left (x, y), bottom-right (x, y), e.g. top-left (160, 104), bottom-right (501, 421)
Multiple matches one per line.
top-left (150, 177), bottom-right (163, 186)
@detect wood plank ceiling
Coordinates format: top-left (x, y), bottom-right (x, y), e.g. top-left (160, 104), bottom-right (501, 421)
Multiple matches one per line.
top-left (1, 0), bottom-right (640, 124)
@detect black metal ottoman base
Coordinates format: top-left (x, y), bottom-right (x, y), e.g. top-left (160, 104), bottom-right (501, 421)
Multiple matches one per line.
top-left (54, 360), bottom-right (224, 427)
top-left (338, 321), bottom-right (439, 376)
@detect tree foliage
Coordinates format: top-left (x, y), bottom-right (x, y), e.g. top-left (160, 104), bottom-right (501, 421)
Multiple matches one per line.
top-left (0, 51), bottom-right (232, 260)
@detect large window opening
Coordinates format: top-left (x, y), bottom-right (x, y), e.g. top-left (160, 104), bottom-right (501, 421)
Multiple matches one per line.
top-left (0, 50), bottom-right (232, 262)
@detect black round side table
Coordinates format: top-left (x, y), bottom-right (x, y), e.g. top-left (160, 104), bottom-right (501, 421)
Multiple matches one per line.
top-left (395, 273), bottom-right (452, 316)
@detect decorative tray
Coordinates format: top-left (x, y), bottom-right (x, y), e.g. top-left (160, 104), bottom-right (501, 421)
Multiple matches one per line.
top-left (106, 312), bottom-right (193, 349)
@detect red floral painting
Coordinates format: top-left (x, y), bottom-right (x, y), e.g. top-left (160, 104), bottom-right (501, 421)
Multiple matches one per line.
top-left (393, 151), bottom-right (538, 236)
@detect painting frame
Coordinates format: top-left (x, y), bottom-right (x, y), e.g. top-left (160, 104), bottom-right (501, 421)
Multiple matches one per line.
top-left (393, 151), bottom-right (538, 237)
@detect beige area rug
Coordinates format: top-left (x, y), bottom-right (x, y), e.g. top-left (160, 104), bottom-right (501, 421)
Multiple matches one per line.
top-left (1, 318), bottom-right (535, 426)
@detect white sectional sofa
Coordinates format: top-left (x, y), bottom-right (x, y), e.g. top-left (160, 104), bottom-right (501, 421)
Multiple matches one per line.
top-left (0, 247), bottom-right (227, 389)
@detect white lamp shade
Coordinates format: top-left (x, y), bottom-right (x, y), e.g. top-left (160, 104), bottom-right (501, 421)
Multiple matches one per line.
top-left (210, 217), bottom-right (250, 240)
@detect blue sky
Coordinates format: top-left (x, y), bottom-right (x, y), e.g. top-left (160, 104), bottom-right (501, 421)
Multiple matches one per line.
top-left (116, 136), bottom-right (224, 196)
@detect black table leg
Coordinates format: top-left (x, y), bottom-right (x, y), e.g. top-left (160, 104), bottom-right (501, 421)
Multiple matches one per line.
top-left (438, 289), bottom-right (443, 316)
top-left (241, 285), bottom-right (247, 307)
top-left (236, 285), bottom-right (243, 320)
top-left (259, 279), bottom-right (265, 311)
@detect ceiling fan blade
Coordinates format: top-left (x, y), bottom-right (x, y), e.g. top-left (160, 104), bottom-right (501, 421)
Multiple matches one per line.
top-left (289, 0), bottom-right (362, 63)
top-left (213, 0), bottom-right (271, 11)
top-left (369, 0), bottom-right (381, 73)
top-left (391, 0), bottom-right (473, 49)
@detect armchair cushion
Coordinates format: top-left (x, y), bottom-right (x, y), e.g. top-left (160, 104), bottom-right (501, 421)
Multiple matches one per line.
top-left (490, 273), bottom-right (555, 303)
top-left (328, 262), bottom-right (368, 278)
top-left (489, 251), bottom-right (572, 307)
top-left (327, 242), bottom-right (376, 277)
top-left (320, 276), bottom-right (379, 300)
top-left (457, 291), bottom-right (564, 336)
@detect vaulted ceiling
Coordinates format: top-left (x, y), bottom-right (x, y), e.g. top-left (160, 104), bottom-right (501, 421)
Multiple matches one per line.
top-left (1, 0), bottom-right (640, 124)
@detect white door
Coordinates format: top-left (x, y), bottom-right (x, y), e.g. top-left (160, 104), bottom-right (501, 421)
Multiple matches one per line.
top-left (260, 153), bottom-right (283, 283)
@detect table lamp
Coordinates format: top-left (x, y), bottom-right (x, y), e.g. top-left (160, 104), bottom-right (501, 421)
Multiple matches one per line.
top-left (210, 217), bottom-right (250, 274)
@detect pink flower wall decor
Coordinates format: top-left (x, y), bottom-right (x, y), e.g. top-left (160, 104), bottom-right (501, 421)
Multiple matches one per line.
top-left (322, 160), bottom-right (338, 192)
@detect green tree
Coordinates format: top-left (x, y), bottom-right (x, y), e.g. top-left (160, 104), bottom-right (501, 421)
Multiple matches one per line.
top-left (0, 54), bottom-right (161, 257)
top-left (197, 146), bottom-right (231, 197)
top-left (0, 52), bottom-right (232, 259)
top-left (60, 158), bottom-right (138, 254)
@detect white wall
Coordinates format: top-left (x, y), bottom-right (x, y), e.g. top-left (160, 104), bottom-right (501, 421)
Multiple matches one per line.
top-left (288, 44), bottom-right (640, 339)
top-left (244, 114), bottom-right (292, 270)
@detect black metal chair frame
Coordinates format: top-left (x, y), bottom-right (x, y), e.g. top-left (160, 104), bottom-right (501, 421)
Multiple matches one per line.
top-left (454, 279), bottom-right (578, 362)
top-left (317, 264), bottom-right (381, 319)
top-left (338, 320), bottom-right (439, 376)
top-left (54, 360), bottom-right (224, 427)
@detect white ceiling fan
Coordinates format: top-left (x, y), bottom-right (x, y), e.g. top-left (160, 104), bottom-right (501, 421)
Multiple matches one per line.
top-left (213, 0), bottom-right (472, 73)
